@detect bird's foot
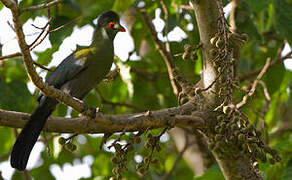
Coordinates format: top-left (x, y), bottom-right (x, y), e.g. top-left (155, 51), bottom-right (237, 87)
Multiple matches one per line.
top-left (80, 105), bottom-right (99, 119)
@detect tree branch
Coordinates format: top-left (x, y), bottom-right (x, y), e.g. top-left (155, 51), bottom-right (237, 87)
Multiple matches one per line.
top-left (1, 1), bottom-right (95, 117)
top-left (230, 0), bottom-right (238, 33)
top-left (160, 0), bottom-right (170, 52)
top-left (236, 58), bottom-right (271, 109)
top-left (0, 15), bottom-right (81, 61)
top-left (140, 9), bottom-right (180, 96)
top-left (191, 0), bottom-right (221, 102)
top-left (0, 0), bottom-right (16, 10)
top-left (191, 0), bottom-right (263, 179)
top-left (0, 102), bottom-right (204, 133)
top-left (0, 52), bottom-right (22, 60)
top-left (20, 0), bottom-right (64, 13)
top-left (240, 46), bottom-right (292, 81)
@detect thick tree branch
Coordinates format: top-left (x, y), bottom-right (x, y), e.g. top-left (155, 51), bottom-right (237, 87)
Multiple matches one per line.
top-left (191, 0), bottom-right (263, 179)
top-left (0, 102), bottom-right (204, 133)
top-left (191, 0), bottom-right (220, 105)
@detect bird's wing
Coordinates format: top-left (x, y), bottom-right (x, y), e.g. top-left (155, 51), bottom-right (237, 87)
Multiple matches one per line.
top-left (37, 47), bottom-right (96, 102)
top-left (46, 47), bottom-right (97, 88)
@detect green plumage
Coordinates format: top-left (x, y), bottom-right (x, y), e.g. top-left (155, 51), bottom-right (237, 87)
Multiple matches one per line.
top-left (10, 10), bottom-right (125, 171)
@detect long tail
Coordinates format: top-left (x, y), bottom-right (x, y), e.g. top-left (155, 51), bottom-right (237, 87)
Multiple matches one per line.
top-left (10, 97), bottom-right (57, 171)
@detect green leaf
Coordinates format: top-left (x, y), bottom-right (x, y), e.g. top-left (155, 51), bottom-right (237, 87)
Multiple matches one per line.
top-left (0, 58), bottom-right (27, 83)
top-left (194, 165), bottom-right (224, 180)
top-left (0, 127), bottom-right (13, 156)
top-left (49, 16), bottom-right (74, 45)
top-left (264, 163), bottom-right (285, 180)
top-left (245, 0), bottom-right (269, 12)
top-left (19, 0), bottom-right (48, 23)
top-left (0, 3), bottom-right (4, 11)
top-left (264, 63), bottom-right (285, 95)
top-left (34, 44), bottom-right (59, 66)
top-left (235, 2), bottom-right (261, 40)
top-left (0, 80), bottom-right (35, 113)
top-left (76, 0), bottom-right (115, 26)
top-left (52, 103), bottom-right (68, 117)
top-left (194, 51), bottom-right (203, 75)
top-left (265, 71), bottom-right (292, 128)
top-left (273, 0), bottom-right (292, 45)
top-left (113, 0), bottom-right (134, 12)
top-left (283, 160), bottom-right (292, 180)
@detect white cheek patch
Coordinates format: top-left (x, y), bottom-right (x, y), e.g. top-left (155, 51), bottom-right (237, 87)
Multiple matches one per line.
top-left (102, 28), bottom-right (110, 39)
top-left (114, 23), bottom-right (119, 29)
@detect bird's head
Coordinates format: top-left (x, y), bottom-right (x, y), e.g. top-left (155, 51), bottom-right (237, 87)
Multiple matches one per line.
top-left (96, 10), bottom-right (126, 40)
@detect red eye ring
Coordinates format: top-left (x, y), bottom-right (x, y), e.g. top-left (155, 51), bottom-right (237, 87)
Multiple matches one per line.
top-left (107, 22), bottom-right (115, 29)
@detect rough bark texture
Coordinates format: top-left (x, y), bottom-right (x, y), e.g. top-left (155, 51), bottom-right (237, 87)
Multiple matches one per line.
top-left (0, 103), bottom-right (204, 133)
top-left (191, 0), bottom-right (262, 179)
top-left (0, 0), bottom-right (265, 179)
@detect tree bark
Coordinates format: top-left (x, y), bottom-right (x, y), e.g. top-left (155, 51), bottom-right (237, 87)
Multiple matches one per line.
top-left (191, 0), bottom-right (262, 179)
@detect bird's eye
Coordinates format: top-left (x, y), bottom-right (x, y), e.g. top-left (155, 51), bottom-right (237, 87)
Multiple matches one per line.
top-left (107, 22), bottom-right (115, 29)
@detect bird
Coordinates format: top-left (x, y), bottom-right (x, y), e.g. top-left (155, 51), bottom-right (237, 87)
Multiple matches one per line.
top-left (10, 10), bottom-right (126, 171)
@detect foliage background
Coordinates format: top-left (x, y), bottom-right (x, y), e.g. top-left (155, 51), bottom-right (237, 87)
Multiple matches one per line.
top-left (0, 0), bottom-right (292, 179)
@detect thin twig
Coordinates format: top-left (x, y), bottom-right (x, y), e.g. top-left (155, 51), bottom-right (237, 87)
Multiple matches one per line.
top-left (240, 45), bottom-right (292, 81)
top-left (258, 80), bottom-right (271, 131)
top-left (7, 21), bottom-right (15, 32)
top-left (0, 16), bottom-right (81, 62)
top-left (160, 0), bottom-right (170, 52)
top-left (49, 15), bottom-right (82, 33)
top-left (20, 0), bottom-right (64, 13)
top-left (33, 61), bottom-right (52, 71)
top-left (103, 68), bottom-right (120, 82)
top-left (180, 5), bottom-right (193, 10)
top-left (145, 127), bottom-right (168, 170)
top-left (236, 58), bottom-right (271, 109)
top-left (65, 133), bottom-right (78, 141)
top-left (29, 18), bottom-right (52, 48)
top-left (258, 80), bottom-right (271, 102)
top-left (108, 131), bottom-right (126, 149)
top-left (6, 0), bottom-right (92, 117)
top-left (0, 52), bottom-right (22, 60)
top-left (140, 9), bottom-right (180, 96)
top-left (31, 23), bottom-right (46, 30)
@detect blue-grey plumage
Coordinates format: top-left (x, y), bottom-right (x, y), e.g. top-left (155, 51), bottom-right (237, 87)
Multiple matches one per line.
top-left (10, 10), bottom-right (125, 171)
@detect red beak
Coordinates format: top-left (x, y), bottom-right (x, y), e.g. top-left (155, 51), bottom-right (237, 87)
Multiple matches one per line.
top-left (119, 26), bottom-right (126, 32)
